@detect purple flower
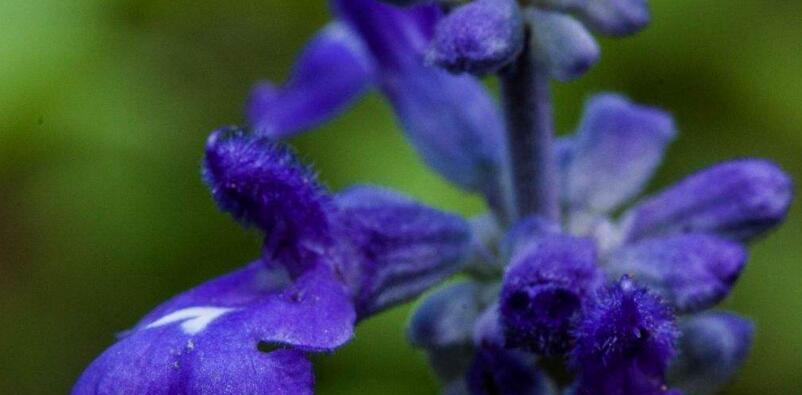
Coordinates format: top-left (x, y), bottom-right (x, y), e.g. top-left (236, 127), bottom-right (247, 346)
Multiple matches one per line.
top-left (73, 129), bottom-right (472, 394)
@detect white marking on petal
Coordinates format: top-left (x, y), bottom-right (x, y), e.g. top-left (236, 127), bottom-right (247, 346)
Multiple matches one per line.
top-left (145, 306), bottom-right (235, 335)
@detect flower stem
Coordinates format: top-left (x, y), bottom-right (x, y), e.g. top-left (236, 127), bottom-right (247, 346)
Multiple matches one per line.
top-left (499, 32), bottom-right (559, 222)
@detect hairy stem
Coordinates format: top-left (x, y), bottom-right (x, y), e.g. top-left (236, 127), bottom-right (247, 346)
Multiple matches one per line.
top-left (499, 32), bottom-right (559, 222)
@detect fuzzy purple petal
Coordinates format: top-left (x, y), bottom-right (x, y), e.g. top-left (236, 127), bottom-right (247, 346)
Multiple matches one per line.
top-left (566, 94), bottom-right (675, 214)
top-left (74, 342), bottom-right (311, 395)
top-left (571, 277), bottom-right (678, 395)
top-left (73, 261), bottom-right (355, 394)
top-left (428, 0), bottom-right (524, 75)
top-left (501, 235), bottom-right (603, 355)
top-left (607, 234), bottom-right (747, 313)
top-left (336, 185), bottom-right (472, 316)
top-left (203, 128), bottom-right (333, 271)
top-left (621, 159), bottom-right (793, 243)
top-left (245, 23), bottom-right (374, 138)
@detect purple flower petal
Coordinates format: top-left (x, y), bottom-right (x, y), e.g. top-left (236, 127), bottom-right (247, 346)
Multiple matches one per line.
top-left (571, 276), bottom-right (678, 395)
top-left (528, 9), bottom-right (600, 81)
top-left (336, 185), bottom-right (472, 316)
top-left (500, 235), bottom-right (603, 355)
top-left (428, 0), bottom-right (524, 75)
top-left (73, 261), bottom-right (355, 394)
top-left (565, 94), bottom-right (675, 214)
top-left (140, 261), bottom-right (355, 351)
top-left (332, 0), bottom-right (506, 197)
top-left (203, 129), bottom-right (333, 271)
top-left (607, 234), bottom-right (747, 313)
top-left (669, 311), bottom-right (754, 395)
top-left (621, 159), bottom-right (794, 243)
top-left (246, 22), bottom-right (374, 138)
top-left (74, 344), bottom-right (311, 395)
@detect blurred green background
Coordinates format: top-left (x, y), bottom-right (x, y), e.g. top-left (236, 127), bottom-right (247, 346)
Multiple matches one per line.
top-left (1, 0), bottom-right (800, 393)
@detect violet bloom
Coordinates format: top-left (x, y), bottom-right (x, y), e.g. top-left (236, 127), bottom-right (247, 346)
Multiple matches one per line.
top-left (72, 128), bottom-right (472, 394)
top-left (74, 0), bottom-right (794, 393)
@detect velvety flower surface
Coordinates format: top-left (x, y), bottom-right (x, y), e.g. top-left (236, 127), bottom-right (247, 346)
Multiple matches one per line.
top-left (570, 277), bottom-right (679, 395)
top-left (427, 0), bottom-right (525, 75)
top-left (73, 261), bottom-right (346, 395)
top-left (398, 0), bottom-right (649, 79)
top-left (500, 234), bottom-right (603, 355)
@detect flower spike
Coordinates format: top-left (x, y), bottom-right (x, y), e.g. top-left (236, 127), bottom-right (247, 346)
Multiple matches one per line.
top-left (73, 0), bottom-right (796, 392)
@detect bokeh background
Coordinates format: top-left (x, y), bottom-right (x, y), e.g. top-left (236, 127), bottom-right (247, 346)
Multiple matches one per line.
top-left (1, 0), bottom-right (800, 393)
